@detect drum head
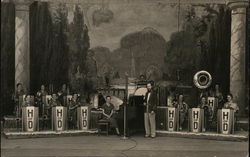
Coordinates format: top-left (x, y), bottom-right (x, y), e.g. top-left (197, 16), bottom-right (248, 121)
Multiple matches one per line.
top-left (134, 87), bottom-right (147, 96)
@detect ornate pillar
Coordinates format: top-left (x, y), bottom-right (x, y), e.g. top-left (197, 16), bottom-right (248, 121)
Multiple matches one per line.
top-left (227, 0), bottom-right (249, 115)
top-left (14, 0), bottom-right (33, 92)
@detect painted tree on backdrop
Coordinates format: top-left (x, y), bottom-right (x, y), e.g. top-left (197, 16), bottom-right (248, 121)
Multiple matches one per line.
top-left (164, 7), bottom-right (204, 84)
top-left (68, 5), bottom-right (90, 94)
top-left (164, 5), bottom-right (231, 90)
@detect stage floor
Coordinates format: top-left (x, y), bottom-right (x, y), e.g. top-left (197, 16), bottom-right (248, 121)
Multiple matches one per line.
top-left (1, 134), bottom-right (248, 157)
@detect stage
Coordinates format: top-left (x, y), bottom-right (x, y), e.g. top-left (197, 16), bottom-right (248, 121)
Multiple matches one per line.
top-left (1, 134), bottom-right (248, 157)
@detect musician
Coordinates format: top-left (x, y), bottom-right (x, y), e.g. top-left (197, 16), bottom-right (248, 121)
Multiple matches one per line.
top-left (143, 82), bottom-right (157, 138)
top-left (68, 93), bottom-right (81, 129)
top-left (58, 84), bottom-right (68, 106)
top-left (22, 95), bottom-right (33, 107)
top-left (101, 96), bottom-right (120, 136)
top-left (49, 93), bottom-right (62, 107)
top-left (176, 94), bottom-right (189, 131)
top-left (171, 99), bottom-right (178, 107)
top-left (197, 96), bottom-right (211, 130)
top-left (13, 83), bottom-right (26, 117)
top-left (167, 86), bottom-right (176, 106)
top-left (224, 93), bottom-right (239, 113)
top-left (214, 84), bottom-right (224, 108)
top-left (35, 85), bottom-right (48, 116)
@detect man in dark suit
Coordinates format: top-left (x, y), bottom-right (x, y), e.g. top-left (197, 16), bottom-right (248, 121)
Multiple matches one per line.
top-left (143, 81), bottom-right (157, 138)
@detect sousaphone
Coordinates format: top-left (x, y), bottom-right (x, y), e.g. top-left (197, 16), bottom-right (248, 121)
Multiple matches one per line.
top-left (193, 70), bottom-right (212, 89)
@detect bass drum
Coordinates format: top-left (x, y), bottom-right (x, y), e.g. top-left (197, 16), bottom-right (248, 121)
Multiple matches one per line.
top-left (134, 87), bottom-right (147, 96)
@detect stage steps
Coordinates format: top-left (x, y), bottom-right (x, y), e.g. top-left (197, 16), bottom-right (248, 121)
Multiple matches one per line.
top-left (156, 130), bottom-right (248, 142)
top-left (3, 130), bottom-right (98, 139)
top-left (3, 129), bottom-right (248, 142)
top-left (237, 117), bottom-right (249, 131)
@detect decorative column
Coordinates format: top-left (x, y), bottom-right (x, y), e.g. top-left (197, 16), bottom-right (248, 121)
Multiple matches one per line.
top-left (227, 0), bottom-right (249, 115)
top-left (14, 0), bottom-right (33, 92)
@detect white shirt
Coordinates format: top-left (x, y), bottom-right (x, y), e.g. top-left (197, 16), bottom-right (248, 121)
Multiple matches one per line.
top-left (147, 92), bottom-right (151, 104)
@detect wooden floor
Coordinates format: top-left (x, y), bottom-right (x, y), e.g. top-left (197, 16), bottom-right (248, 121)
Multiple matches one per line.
top-left (1, 134), bottom-right (248, 157)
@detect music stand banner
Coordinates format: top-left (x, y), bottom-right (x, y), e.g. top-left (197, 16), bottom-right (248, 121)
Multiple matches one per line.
top-left (217, 109), bottom-right (234, 134)
top-left (188, 108), bottom-right (205, 132)
top-left (77, 106), bottom-right (89, 130)
top-left (207, 97), bottom-right (218, 119)
top-left (52, 106), bottom-right (67, 131)
top-left (22, 106), bottom-right (39, 131)
top-left (166, 107), bottom-right (179, 131)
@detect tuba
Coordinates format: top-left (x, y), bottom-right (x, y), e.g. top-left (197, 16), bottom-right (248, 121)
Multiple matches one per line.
top-left (193, 70), bottom-right (212, 89)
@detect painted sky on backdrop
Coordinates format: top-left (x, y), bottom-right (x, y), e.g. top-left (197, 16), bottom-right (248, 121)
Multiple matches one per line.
top-left (65, 1), bottom-right (209, 51)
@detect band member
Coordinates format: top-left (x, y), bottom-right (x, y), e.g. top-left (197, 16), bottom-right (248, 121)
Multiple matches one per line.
top-left (224, 93), bottom-right (239, 113)
top-left (58, 84), bottom-right (68, 106)
top-left (50, 93), bottom-right (62, 107)
top-left (101, 96), bottom-right (120, 136)
top-left (214, 84), bottom-right (224, 108)
top-left (35, 85), bottom-right (48, 117)
top-left (22, 95), bottom-right (33, 107)
top-left (176, 94), bottom-right (189, 131)
top-left (197, 96), bottom-right (211, 131)
top-left (171, 99), bottom-right (178, 107)
top-left (68, 93), bottom-right (81, 129)
top-left (167, 86), bottom-right (176, 106)
top-left (143, 82), bottom-right (157, 138)
top-left (224, 93), bottom-right (239, 130)
top-left (13, 83), bottom-right (26, 117)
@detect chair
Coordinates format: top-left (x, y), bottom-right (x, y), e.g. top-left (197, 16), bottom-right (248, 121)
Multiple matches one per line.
top-left (97, 119), bottom-right (110, 136)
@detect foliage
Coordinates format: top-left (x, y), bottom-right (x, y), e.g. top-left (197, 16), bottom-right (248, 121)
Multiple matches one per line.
top-left (30, 2), bottom-right (69, 92)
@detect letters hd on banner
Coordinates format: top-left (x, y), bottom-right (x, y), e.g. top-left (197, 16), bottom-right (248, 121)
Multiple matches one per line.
top-left (166, 107), bottom-right (179, 131)
top-left (22, 106), bottom-right (39, 131)
top-left (207, 97), bottom-right (218, 119)
top-left (217, 109), bottom-right (234, 134)
top-left (188, 108), bottom-right (205, 132)
top-left (52, 106), bottom-right (67, 131)
top-left (77, 106), bottom-right (89, 130)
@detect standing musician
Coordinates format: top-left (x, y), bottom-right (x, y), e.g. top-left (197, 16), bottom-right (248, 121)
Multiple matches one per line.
top-left (197, 96), bottom-right (211, 131)
top-left (176, 94), bottom-right (189, 131)
top-left (68, 93), bottom-right (81, 129)
top-left (58, 84), bottom-right (68, 106)
top-left (35, 85), bottom-right (48, 117)
top-left (13, 83), bottom-right (26, 117)
top-left (214, 84), bottom-right (224, 109)
top-left (143, 81), bottom-right (157, 138)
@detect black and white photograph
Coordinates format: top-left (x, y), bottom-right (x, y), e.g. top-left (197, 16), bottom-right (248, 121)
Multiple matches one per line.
top-left (1, 0), bottom-right (249, 156)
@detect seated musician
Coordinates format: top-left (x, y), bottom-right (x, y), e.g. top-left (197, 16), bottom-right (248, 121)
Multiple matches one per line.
top-left (223, 93), bottom-right (239, 130)
top-left (176, 94), bottom-right (189, 131)
top-left (224, 93), bottom-right (239, 113)
top-left (197, 96), bottom-right (211, 131)
top-left (167, 86), bottom-right (176, 106)
top-left (68, 93), bottom-right (81, 129)
top-left (49, 93), bottom-right (62, 107)
top-left (22, 95), bottom-right (33, 107)
top-left (101, 96), bottom-right (120, 136)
